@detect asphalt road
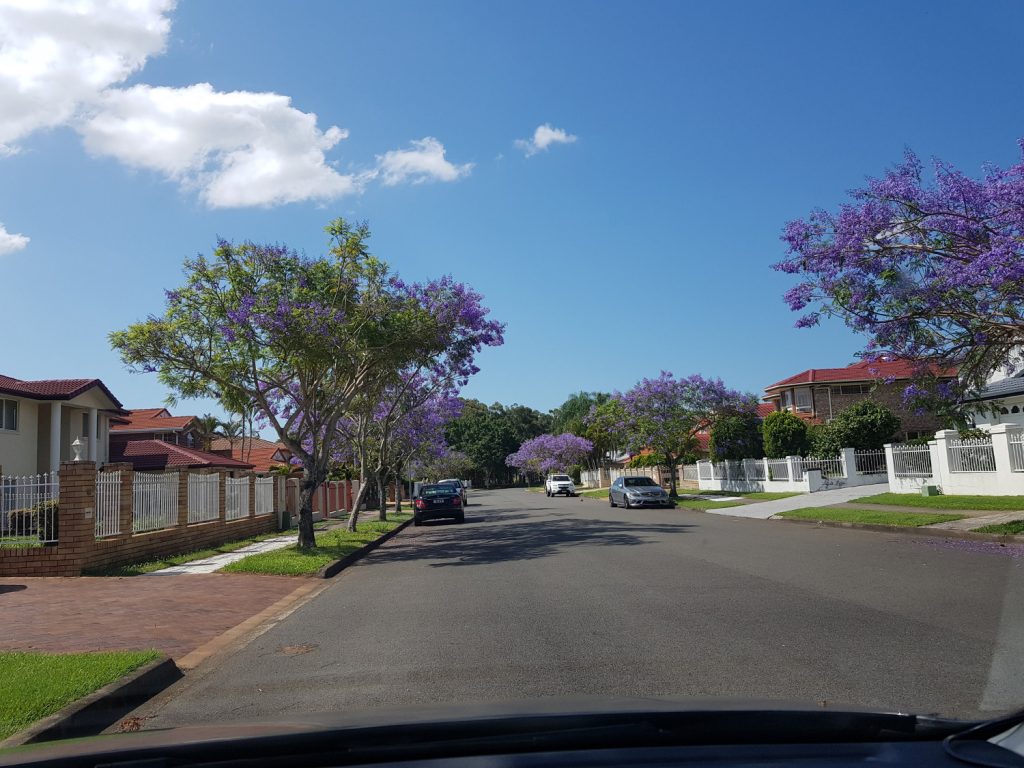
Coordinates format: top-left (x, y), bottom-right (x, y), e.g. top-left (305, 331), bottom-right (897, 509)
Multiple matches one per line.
top-left (138, 488), bottom-right (1024, 726)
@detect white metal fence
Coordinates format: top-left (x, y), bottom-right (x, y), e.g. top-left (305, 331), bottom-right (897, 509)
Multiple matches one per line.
top-left (188, 474), bottom-right (220, 523)
top-left (95, 471), bottom-right (121, 538)
top-left (892, 444), bottom-right (933, 477)
top-left (766, 458), bottom-right (790, 481)
top-left (799, 456), bottom-right (845, 479)
top-left (1010, 433), bottom-right (1024, 472)
top-left (681, 464), bottom-right (698, 482)
top-left (133, 472), bottom-right (179, 533)
top-left (854, 449), bottom-right (887, 475)
top-left (948, 437), bottom-right (997, 473)
top-left (225, 477), bottom-right (250, 520)
top-left (0, 472), bottom-right (59, 546)
top-left (255, 476), bottom-right (274, 516)
top-left (698, 462), bottom-right (713, 480)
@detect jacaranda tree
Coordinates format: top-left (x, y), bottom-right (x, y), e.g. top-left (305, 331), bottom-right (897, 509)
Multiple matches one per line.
top-left (111, 218), bottom-right (501, 550)
top-left (775, 142), bottom-right (1024, 413)
top-left (616, 372), bottom-right (755, 496)
top-left (505, 433), bottom-right (594, 481)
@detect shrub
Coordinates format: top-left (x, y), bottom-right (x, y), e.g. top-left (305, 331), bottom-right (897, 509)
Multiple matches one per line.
top-left (762, 411), bottom-right (809, 458)
top-left (709, 412), bottom-right (763, 460)
top-left (813, 401), bottom-right (901, 455)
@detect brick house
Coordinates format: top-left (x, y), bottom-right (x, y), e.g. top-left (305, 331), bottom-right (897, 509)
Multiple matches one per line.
top-left (762, 359), bottom-right (957, 441)
top-left (109, 408), bottom-right (200, 448)
top-left (209, 436), bottom-right (293, 474)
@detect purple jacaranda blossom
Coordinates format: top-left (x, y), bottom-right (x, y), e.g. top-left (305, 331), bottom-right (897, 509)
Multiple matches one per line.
top-left (775, 140), bottom-right (1024, 412)
top-left (506, 433), bottom-right (594, 477)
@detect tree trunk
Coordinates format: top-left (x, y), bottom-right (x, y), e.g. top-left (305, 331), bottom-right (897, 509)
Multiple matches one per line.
top-left (297, 471), bottom-right (322, 550)
top-left (346, 465), bottom-right (369, 532)
top-left (376, 470), bottom-right (388, 522)
top-left (394, 469), bottom-right (403, 513)
top-left (667, 457), bottom-right (678, 497)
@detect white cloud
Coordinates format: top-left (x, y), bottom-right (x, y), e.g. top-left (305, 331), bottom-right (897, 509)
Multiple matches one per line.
top-left (515, 123), bottom-right (577, 157)
top-left (0, 0), bottom-right (174, 152)
top-left (79, 83), bottom-right (359, 208)
top-left (374, 137), bottom-right (473, 186)
top-left (0, 223), bottom-right (29, 256)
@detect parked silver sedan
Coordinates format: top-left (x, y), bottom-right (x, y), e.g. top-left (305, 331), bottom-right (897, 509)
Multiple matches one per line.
top-left (608, 476), bottom-right (673, 509)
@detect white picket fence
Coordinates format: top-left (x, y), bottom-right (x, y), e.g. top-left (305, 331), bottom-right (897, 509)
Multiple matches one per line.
top-left (225, 476), bottom-right (250, 520)
top-left (0, 471), bottom-right (59, 546)
top-left (255, 476), bottom-right (275, 516)
top-left (95, 471), bottom-right (121, 538)
top-left (133, 472), bottom-right (179, 533)
top-left (1007, 432), bottom-right (1024, 472)
top-left (188, 474), bottom-right (220, 523)
top-left (854, 449), bottom-right (888, 475)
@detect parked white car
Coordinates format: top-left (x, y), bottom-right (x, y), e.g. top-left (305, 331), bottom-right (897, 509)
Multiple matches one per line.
top-left (545, 474), bottom-right (577, 497)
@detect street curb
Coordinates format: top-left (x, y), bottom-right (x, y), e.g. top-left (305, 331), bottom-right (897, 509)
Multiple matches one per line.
top-left (772, 515), bottom-right (1024, 544)
top-left (0, 656), bottom-right (181, 748)
top-left (316, 516), bottom-right (413, 579)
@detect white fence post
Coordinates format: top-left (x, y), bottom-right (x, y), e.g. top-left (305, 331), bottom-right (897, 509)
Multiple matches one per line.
top-left (839, 448), bottom-right (856, 479)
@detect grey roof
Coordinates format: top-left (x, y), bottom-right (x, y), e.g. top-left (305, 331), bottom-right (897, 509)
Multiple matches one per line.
top-left (965, 375), bottom-right (1024, 402)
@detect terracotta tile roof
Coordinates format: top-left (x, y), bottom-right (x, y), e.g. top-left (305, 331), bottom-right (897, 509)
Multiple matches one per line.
top-left (110, 440), bottom-right (254, 471)
top-left (0, 374), bottom-right (124, 408)
top-left (209, 437), bottom-right (292, 474)
top-left (110, 409), bottom-right (195, 433)
top-left (764, 359), bottom-right (958, 392)
top-left (755, 403), bottom-right (776, 418)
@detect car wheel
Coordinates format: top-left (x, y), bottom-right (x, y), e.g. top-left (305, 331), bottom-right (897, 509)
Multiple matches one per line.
top-left (609, 493), bottom-right (615, 507)
top-left (413, 517), bottom-right (422, 526)
top-left (623, 495), bottom-right (631, 509)
top-left (456, 513), bottom-right (465, 524)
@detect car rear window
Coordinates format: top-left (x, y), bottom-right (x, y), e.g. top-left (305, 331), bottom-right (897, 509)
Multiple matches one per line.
top-left (420, 485), bottom-right (456, 497)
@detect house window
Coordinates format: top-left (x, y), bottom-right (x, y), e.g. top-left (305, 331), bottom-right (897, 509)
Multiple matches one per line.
top-left (794, 387), bottom-right (812, 413)
top-left (82, 412), bottom-right (90, 437)
top-left (0, 399), bottom-right (17, 431)
top-left (782, 390), bottom-right (793, 410)
top-left (831, 384), bottom-right (872, 395)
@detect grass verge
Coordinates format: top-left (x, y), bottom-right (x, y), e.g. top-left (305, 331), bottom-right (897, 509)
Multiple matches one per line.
top-left (673, 499), bottom-right (745, 510)
top-left (221, 513), bottom-right (412, 576)
top-left (853, 492), bottom-right (1024, 511)
top-left (0, 650), bottom-right (160, 741)
top-left (777, 507), bottom-right (964, 527)
top-left (973, 520), bottom-right (1024, 535)
top-left (83, 522), bottom-right (330, 576)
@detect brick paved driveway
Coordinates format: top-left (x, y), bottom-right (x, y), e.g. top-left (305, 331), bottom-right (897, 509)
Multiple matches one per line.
top-left (0, 575), bottom-right (303, 659)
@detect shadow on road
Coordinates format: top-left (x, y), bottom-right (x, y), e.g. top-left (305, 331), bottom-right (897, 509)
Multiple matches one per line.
top-left (369, 508), bottom-right (693, 567)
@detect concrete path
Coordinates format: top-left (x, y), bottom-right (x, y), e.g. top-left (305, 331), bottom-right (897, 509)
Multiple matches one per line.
top-left (145, 534), bottom-right (298, 575)
top-left (704, 482), bottom-right (890, 519)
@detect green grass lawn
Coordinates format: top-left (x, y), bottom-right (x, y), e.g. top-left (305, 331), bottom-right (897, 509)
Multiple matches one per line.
top-left (778, 507), bottom-right (965, 527)
top-left (579, 488), bottom-right (609, 499)
top-left (973, 520), bottom-right (1024, 535)
top-left (221, 513), bottom-right (411, 576)
top-left (83, 522), bottom-right (330, 576)
top-left (853, 492), bottom-right (1024, 511)
top-left (0, 650), bottom-right (160, 742)
top-left (0, 536), bottom-right (45, 549)
top-left (673, 499), bottom-right (746, 511)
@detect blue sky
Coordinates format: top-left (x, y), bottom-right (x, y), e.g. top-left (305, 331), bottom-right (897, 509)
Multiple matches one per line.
top-left (2, 0), bottom-right (1023, 419)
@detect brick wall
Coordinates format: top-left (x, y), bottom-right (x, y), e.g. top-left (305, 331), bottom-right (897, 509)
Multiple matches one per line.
top-left (0, 461), bottom-right (280, 577)
top-left (812, 382), bottom-right (945, 438)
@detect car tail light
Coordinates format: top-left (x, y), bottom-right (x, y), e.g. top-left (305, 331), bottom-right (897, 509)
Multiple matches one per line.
top-left (453, 495), bottom-right (461, 505)
top-left (415, 499), bottom-right (427, 510)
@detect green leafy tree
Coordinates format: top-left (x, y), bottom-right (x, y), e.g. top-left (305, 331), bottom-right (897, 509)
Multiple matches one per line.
top-left (194, 413), bottom-right (221, 452)
top-left (809, 401), bottom-right (901, 456)
top-left (583, 398), bottom-right (627, 465)
top-left (709, 412), bottom-right (763, 461)
top-left (761, 411), bottom-right (809, 458)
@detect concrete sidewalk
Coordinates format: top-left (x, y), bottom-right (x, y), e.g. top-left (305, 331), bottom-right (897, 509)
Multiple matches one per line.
top-left (925, 510), bottom-right (1024, 531)
top-left (704, 483), bottom-right (890, 519)
top-left (145, 534), bottom-right (297, 575)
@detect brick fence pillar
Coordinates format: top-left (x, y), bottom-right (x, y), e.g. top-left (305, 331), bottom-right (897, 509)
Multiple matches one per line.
top-left (217, 469), bottom-right (228, 522)
top-left (248, 471), bottom-right (256, 517)
top-left (57, 460), bottom-right (98, 576)
top-left (177, 470), bottom-right (190, 527)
